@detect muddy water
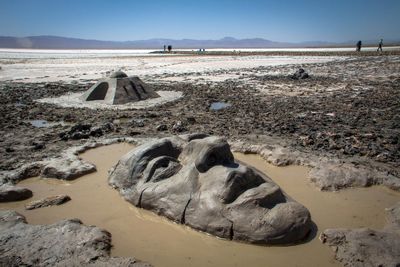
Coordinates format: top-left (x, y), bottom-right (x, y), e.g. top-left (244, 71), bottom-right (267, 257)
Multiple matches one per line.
top-left (1, 144), bottom-right (399, 267)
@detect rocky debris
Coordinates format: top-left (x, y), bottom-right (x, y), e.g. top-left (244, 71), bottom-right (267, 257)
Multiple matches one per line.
top-left (109, 135), bottom-right (312, 244)
top-left (0, 184), bottom-right (32, 202)
top-left (41, 154), bottom-right (96, 180)
top-left (59, 123), bottom-right (91, 140)
top-left (25, 194), bottom-right (71, 210)
top-left (130, 119), bottom-right (145, 127)
top-left (291, 68), bottom-right (309, 79)
top-left (320, 202), bottom-right (400, 267)
top-left (232, 138), bottom-right (400, 192)
top-left (5, 147), bottom-right (15, 153)
top-left (156, 124), bottom-right (168, 131)
top-left (172, 120), bottom-right (187, 133)
top-left (32, 141), bottom-right (45, 150)
top-left (186, 116), bottom-right (196, 124)
top-left (59, 122), bottom-right (115, 141)
top-left (0, 138), bottom-right (139, 185)
top-left (0, 210), bottom-right (151, 267)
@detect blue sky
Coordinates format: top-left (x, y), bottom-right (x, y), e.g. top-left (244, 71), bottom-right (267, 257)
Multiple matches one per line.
top-left (0, 0), bottom-right (399, 42)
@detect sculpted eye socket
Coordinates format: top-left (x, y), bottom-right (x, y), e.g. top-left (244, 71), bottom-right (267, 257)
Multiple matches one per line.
top-left (208, 153), bottom-right (217, 166)
top-left (142, 156), bottom-right (182, 183)
top-left (160, 161), bottom-right (169, 168)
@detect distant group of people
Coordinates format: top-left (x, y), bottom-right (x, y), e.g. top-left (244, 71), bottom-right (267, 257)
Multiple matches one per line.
top-left (356, 39), bottom-right (383, 52)
top-left (163, 45), bottom-right (173, 52)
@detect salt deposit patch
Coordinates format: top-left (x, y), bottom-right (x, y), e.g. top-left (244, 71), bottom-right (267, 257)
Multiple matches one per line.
top-left (37, 90), bottom-right (183, 110)
top-left (0, 54), bottom-right (340, 83)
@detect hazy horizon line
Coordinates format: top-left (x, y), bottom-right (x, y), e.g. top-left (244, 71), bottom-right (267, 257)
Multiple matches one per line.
top-left (2, 34), bottom-right (399, 44)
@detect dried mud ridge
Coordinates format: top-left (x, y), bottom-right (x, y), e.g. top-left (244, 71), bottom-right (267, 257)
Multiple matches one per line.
top-left (320, 202), bottom-right (400, 267)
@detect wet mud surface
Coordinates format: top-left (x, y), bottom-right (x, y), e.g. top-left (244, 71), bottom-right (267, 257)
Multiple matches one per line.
top-left (0, 56), bottom-right (399, 180)
top-left (1, 143), bottom-right (399, 267)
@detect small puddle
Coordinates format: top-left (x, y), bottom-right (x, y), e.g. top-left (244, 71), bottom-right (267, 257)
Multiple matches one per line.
top-left (210, 102), bottom-right (231, 110)
top-left (28, 120), bottom-right (68, 128)
top-left (1, 144), bottom-right (399, 267)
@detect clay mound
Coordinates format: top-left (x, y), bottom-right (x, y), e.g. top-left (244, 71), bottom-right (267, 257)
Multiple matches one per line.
top-left (0, 210), bottom-right (151, 266)
top-left (81, 71), bottom-right (160, 105)
top-left (109, 134), bottom-right (312, 245)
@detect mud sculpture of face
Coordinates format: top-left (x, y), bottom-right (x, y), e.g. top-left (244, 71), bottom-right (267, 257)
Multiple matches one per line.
top-left (109, 135), bottom-right (311, 244)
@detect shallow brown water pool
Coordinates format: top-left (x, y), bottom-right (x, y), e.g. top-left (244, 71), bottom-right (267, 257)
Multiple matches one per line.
top-left (1, 143), bottom-right (399, 267)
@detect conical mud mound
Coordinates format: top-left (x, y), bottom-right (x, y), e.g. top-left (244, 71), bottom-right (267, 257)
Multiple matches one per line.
top-left (81, 71), bottom-right (159, 105)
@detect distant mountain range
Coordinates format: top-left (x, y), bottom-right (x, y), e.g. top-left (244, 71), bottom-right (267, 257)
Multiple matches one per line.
top-left (0, 35), bottom-right (398, 49)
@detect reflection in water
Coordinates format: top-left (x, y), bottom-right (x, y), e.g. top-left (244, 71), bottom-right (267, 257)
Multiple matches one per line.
top-left (1, 143), bottom-right (399, 267)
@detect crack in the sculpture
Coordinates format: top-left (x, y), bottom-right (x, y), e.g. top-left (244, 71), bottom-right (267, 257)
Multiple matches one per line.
top-left (229, 221), bottom-right (234, 240)
top-left (138, 187), bottom-right (148, 208)
top-left (108, 160), bottom-right (120, 179)
top-left (220, 211), bottom-right (235, 240)
top-left (180, 194), bottom-right (192, 224)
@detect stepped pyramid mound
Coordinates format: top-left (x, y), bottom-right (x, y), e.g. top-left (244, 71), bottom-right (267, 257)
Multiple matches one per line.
top-left (81, 71), bottom-right (160, 105)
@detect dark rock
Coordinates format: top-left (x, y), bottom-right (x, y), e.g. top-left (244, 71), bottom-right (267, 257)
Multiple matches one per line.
top-left (291, 68), bottom-right (309, 80)
top-left (186, 116), bottom-right (196, 124)
top-left (0, 185), bottom-right (33, 202)
top-left (101, 122), bottom-right (115, 132)
top-left (130, 119), bottom-right (145, 127)
top-left (156, 124), bottom-right (168, 131)
top-left (59, 132), bottom-right (68, 140)
top-left (59, 123), bottom-right (93, 140)
top-left (90, 126), bottom-right (103, 137)
top-left (25, 194), bottom-right (71, 210)
top-left (70, 131), bottom-right (90, 140)
top-left (172, 121), bottom-right (187, 132)
top-left (70, 123), bottom-right (92, 133)
top-left (109, 135), bottom-right (311, 244)
top-left (5, 147), bottom-right (15, 153)
top-left (0, 210), bottom-right (151, 266)
top-left (129, 131), bottom-right (142, 136)
top-left (32, 141), bottom-right (45, 150)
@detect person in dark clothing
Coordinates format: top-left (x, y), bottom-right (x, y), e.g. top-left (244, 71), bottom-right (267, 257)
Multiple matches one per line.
top-left (356, 40), bottom-right (362, 52)
top-left (377, 39), bottom-right (383, 52)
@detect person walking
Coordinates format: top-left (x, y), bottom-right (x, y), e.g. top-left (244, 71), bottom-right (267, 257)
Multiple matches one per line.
top-left (377, 39), bottom-right (383, 52)
top-left (356, 40), bottom-right (362, 52)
